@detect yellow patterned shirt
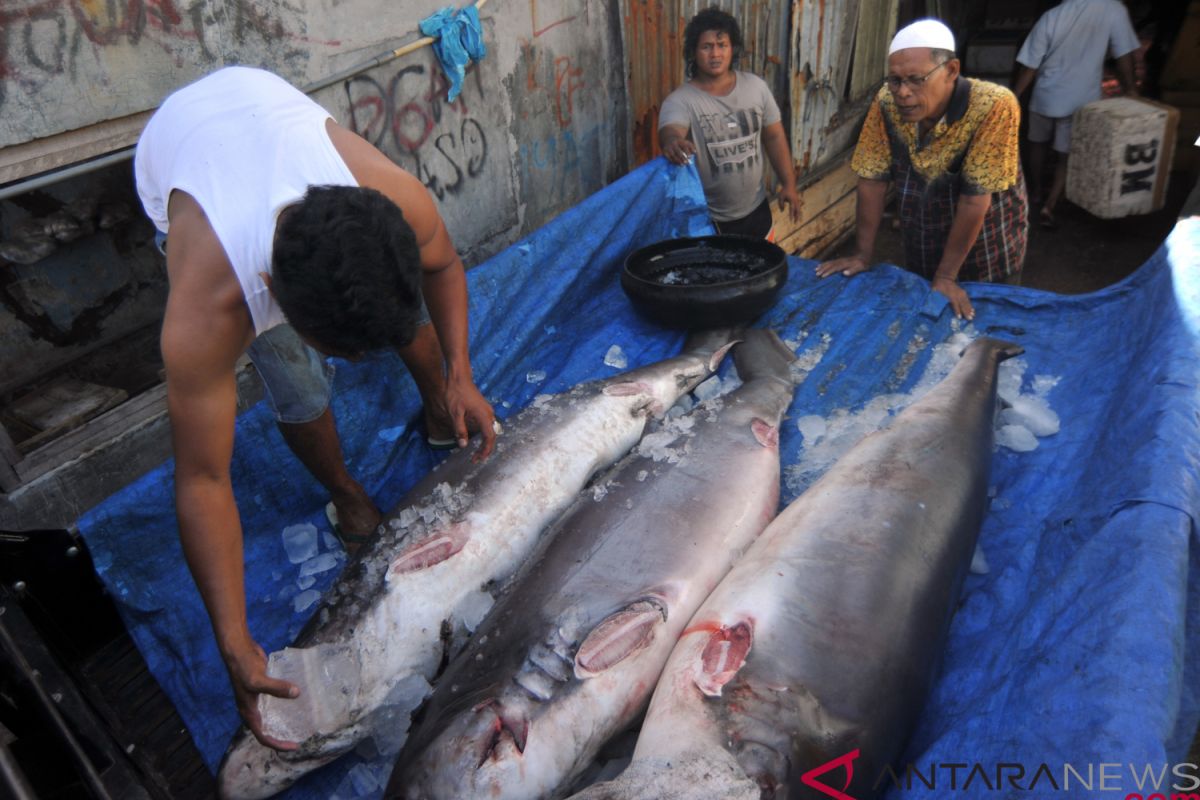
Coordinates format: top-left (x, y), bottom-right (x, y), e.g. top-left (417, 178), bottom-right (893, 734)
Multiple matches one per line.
top-left (850, 78), bottom-right (1028, 281)
top-left (852, 78), bottom-right (1021, 194)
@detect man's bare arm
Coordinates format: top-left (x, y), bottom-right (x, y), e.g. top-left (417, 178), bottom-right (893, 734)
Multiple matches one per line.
top-left (659, 123), bottom-right (696, 165)
top-left (161, 205), bottom-right (298, 749)
top-left (931, 193), bottom-right (991, 320)
top-left (1115, 52), bottom-right (1138, 97)
top-left (761, 120), bottom-right (801, 223)
top-left (374, 168), bottom-right (497, 459)
top-left (1012, 65), bottom-right (1038, 100)
top-left (815, 178), bottom-right (888, 278)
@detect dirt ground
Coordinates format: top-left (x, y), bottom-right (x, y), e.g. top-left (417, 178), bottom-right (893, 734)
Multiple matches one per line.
top-left (830, 167), bottom-right (1198, 294)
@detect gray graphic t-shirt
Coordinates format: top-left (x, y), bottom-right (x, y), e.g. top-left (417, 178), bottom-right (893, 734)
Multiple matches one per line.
top-left (659, 71), bottom-right (782, 221)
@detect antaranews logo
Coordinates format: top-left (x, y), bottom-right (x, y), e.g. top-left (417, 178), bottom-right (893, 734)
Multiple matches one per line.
top-left (799, 750), bottom-right (1200, 799)
top-left (800, 749), bottom-right (860, 800)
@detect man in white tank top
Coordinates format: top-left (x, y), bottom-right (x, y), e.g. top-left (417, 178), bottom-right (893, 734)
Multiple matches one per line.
top-left (134, 66), bottom-right (496, 751)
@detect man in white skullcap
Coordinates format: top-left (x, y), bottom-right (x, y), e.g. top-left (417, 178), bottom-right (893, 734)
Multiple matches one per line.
top-left (816, 18), bottom-right (1029, 321)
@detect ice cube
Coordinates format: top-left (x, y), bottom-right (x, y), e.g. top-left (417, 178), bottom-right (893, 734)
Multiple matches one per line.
top-left (377, 426), bottom-right (406, 442)
top-left (292, 589), bottom-right (321, 613)
top-left (365, 673), bottom-right (433, 757)
top-left (299, 552), bottom-right (341, 578)
top-left (282, 523), bottom-right (319, 564)
top-left (259, 644), bottom-right (362, 742)
top-left (604, 345), bottom-right (628, 369)
top-left (970, 544), bottom-right (990, 574)
top-left (1006, 395), bottom-right (1060, 437)
top-left (459, 589), bottom-right (495, 633)
top-left (693, 375), bottom-right (724, 403)
top-left (796, 415), bottom-right (827, 443)
top-left (995, 424), bottom-right (1038, 452)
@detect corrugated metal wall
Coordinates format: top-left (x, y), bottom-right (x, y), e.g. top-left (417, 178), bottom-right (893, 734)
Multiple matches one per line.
top-left (622, 0), bottom-right (897, 175)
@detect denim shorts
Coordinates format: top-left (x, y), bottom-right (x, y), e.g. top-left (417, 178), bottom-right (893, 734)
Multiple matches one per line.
top-left (247, 292), bottom-right (432, 423)
top-left (246, 324), bottom-right (337, 424)
top-left (155, 229), bottom-right (432, 423)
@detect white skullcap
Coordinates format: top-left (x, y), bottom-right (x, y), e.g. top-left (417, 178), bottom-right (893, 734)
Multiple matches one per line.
top-left (888, 19), bottom-right (955, 55)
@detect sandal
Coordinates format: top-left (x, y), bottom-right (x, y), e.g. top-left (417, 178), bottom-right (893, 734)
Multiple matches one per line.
top-left (425, 412), bottom-right (461, 451)
top-left (325, 502), bottom-right (375, 549)
top-left (1039, 207), bottom-right (1058, 230)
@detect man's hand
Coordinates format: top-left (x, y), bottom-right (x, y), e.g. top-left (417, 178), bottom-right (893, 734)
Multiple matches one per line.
top-left (445, 375), bottom-right (497, 461)
top-left (777, 184), bottom-right (802, 223)
top-left (815, 254), bottom-right (871, 279)
top-left (222, 636), bottom-right (300, 751)
top-left (661, 136), bottom-right (696, 166)
top-left (932, 276), bottom-right (975, 321)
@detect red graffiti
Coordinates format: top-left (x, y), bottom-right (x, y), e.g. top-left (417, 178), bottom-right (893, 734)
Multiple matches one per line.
top-left (520, 41), bottom-right (589, 129)
top-left (69, 0), bottom-right (183, 46)
top-left (345, 60), bottom-right (472, 154)
top-left (553, 55), bottom-right (584, 127)
top-left (529, 0), bottom-right (575, 37)
top-left (342, 58), bottom-right (488, 201)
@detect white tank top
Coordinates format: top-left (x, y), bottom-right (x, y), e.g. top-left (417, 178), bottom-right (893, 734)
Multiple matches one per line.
top-left (135, 66), bottom-right (358, 334)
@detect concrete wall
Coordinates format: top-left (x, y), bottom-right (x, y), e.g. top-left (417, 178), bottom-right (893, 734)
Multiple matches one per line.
top-left (0, 0), bottom-right (629, 396)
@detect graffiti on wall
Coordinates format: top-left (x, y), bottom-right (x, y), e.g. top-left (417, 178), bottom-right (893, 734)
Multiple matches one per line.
top-left (0, 0), bottom-right (323, 129)
top-left (341, 58), bottom-right (491, 202)
top-left (518, 121), bottom-right (609, 217)
top-left (511, 1), bottom-right (619, 221)
top-left (330, 48), bottom-right (518, 253)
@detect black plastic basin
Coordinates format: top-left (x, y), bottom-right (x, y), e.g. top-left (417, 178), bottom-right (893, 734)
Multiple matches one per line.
top-left (621, 235), bottom-right (788, 329)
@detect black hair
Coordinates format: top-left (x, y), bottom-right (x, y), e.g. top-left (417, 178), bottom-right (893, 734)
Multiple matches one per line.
top-left (684, 7), bottom-right (743, 79)
top-left (271, 185), bottom-right (424, 355)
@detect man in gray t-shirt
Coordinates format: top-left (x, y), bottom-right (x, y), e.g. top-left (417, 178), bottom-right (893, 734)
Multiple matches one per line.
top-left (659, 8), bottom-right (800, 239)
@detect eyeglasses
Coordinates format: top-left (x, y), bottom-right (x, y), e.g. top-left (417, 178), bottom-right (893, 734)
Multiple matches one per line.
top-left (885, 61), bottom-right (948, 93)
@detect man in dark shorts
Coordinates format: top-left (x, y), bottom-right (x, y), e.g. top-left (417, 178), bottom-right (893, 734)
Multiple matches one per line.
top-left (658, 7), bottom-right (801, 239)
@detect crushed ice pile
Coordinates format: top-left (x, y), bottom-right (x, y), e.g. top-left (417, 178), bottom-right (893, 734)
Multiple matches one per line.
top-left (784, 327), bottom-right (1061, 498)
top-left (782, 327), bottom-right (1060, 576)
top-left (994, 364), bottom-right (1061, 451)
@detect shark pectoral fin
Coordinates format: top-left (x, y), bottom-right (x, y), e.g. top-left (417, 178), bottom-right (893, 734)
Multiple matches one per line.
top-left (603, 381), bottom-right (664, 417)
top-left (709, 340), bottom-right (739, 372)
top-left (751, 418), bottom-right (779, 448)
top-left (694, 621), bottom-right (753, 697)
top-left (388, 522), bottom-right (469, 577)
top-left (574, 599), bottom-right (667, 679)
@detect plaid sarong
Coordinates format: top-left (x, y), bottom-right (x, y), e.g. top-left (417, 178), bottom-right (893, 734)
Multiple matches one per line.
top-left (895, 159), bottom-right (1029, 283)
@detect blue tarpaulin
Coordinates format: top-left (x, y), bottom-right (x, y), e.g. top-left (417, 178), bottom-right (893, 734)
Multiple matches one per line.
top-left (78, 158), bottom-right (1200, 799)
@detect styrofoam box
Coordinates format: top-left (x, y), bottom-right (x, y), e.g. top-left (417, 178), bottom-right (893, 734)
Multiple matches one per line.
top-left (1066, 97), bottom-right (1179, 218)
